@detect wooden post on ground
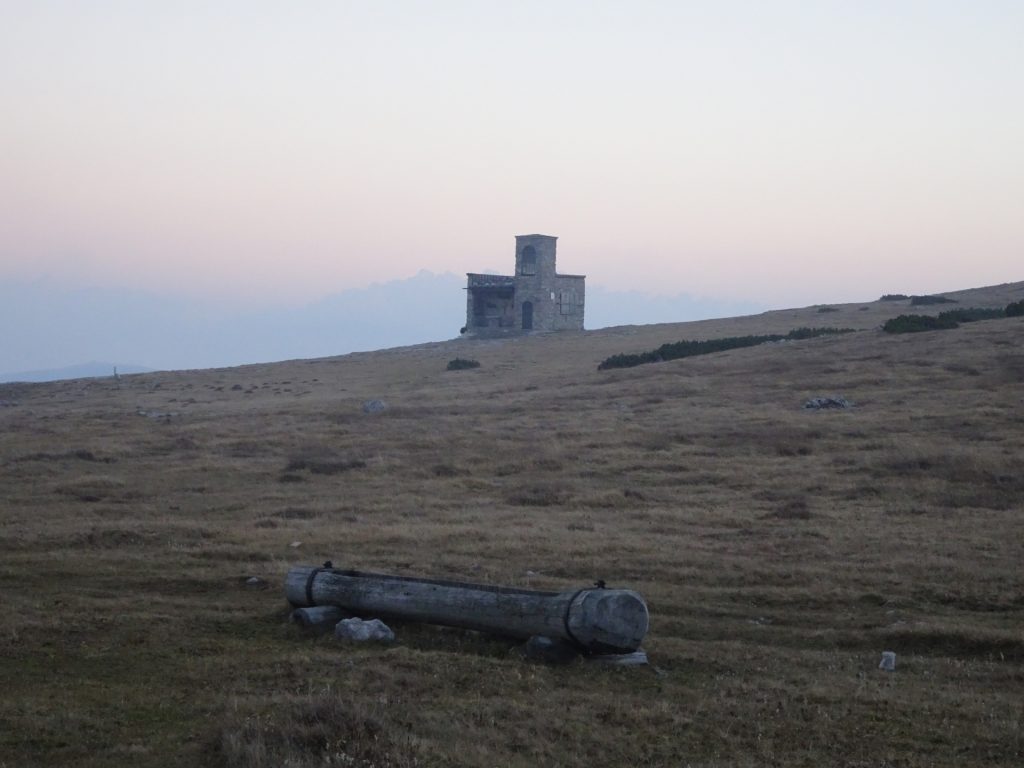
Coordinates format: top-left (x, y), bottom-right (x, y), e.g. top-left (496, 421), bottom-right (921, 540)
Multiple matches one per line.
top-left (285, 565), bottom-right (648, 654)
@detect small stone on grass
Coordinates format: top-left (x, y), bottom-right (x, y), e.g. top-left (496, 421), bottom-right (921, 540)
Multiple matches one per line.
top-left (335, 617), bottom-right (395, 643)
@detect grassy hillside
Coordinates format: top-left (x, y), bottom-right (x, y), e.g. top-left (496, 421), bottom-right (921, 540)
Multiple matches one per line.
top-left (1, 281), bottom-right (1022, 767)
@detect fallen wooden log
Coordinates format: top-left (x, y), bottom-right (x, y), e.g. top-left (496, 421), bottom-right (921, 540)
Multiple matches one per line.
top-left (290, 605), bottom-right (345, 630)
top-left (285, 564), bottom-right (648, 654)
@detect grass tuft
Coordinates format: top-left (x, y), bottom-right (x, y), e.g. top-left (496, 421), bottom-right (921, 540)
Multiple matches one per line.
top-left (507, 482), bottom-right (574, 507)
top-left (216, 693), bottom-right (420, 768)
top-left (285, 453), bottom-right (367, 476)
top-left (761, 498), bottom-right (814, 520)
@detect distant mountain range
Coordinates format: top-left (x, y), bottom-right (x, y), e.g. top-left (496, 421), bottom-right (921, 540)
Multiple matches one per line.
top-left (585, 284), bottom-right (762, 328)
top-left (0, 273), bottom-right (763, 381)
top-left (0, 362), bottom-right (154, 383)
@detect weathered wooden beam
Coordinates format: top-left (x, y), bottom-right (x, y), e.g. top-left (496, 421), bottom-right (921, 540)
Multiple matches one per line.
top-left (285, 565), bottom-right (648, 654)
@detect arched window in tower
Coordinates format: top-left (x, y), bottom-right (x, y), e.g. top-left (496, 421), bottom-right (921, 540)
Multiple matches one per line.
top-left (520, 245), bottom-right (537, 276)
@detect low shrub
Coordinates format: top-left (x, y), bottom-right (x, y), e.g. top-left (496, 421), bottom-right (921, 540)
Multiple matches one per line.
top-left (446, 358), bottom-right (481, 371)
top-left (598, 327), bottom-right (855, 370)
top-left (285, 455), bottom-right (366, 475)
top-left (817, 306), bottom-right (839, 313)
top-left (786, 326), bottom-right (854, 340)
top-left (938, 307), bottom-right (1005, 323)
top-left (880, 294), bottom-right (910, 301)
top-left (910, 294), bottom-right (958, 306)
top-left (883, 314), bottom-right (959, 333)
top-left (1006, 300), bottom-right (1024, 317)
top-left (885, 307), bottom-right (1007, 335)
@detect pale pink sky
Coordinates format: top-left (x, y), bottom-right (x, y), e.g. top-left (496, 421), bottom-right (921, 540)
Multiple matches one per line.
top-left (1, 2), bottom-right (1021, 308)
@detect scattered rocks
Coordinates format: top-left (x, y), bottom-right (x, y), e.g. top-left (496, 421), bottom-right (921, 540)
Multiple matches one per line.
top-left (522, 635), bottom-right (580, 665)
top-left (334, 617), bottom-right (395, 643)
top-left (244, 576), bottom-right (268, 590)
top-left (362, 399), bottom-right (387, 414)
top-left (803, 396), bottom-right (852, 410)
top-left (879, 651), bottom-right (897, 671)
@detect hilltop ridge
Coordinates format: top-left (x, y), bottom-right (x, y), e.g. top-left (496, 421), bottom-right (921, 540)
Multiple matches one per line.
top-left (1, 278), bottom-right (1022, 767)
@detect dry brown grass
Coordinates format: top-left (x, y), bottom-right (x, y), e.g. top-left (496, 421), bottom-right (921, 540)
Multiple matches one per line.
top-left (1, 281), bottom-right (1023, 766)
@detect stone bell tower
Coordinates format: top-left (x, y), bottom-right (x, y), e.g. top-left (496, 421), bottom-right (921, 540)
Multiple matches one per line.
top-left (465, 234), bottom-right (585, 336)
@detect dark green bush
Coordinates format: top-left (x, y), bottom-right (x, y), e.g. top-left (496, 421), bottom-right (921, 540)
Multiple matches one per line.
top-left (883, 314), bottom-right (959, 333)
top-left (880, 294), bottom-right (910, 301)
top-left (817, 306), bottom-right (839, 313)
top-left (598, 351), bottom-right (664, 369)
top-left (446, 358), bottom-right (481, 371)
top-left (883, 307), bottom-right (1006, 334)
top-left (597, 327), bottom-right (854, 370)
top-left (1006, 300), bottom-right (1024, 317)
top-left (910, 295), bottom-right (958, 306)
top-left (786, 326), bottom-right (855, 340)
top-left (285, 456), bottom-right (367, 475)
top-left (938, 307), bottom-right (1005, 323)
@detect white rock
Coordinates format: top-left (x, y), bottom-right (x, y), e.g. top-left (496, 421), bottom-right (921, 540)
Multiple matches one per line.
top-left (290, 606), bottom-right (344, 629)
top-left (334, 617), bottom-right (395, 643)
top-left (879, 651), bottom-right (896, 671)
top-left (803, 396), bottom-right (852, 410)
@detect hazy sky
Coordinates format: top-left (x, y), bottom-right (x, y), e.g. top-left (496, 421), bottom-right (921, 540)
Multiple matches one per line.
top-left (2, 1), bottom-right (1021, 308)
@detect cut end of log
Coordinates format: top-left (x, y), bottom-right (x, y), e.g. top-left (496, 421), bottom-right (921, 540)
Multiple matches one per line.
top-left (567, 589), bottom-right (649, 654)
top-left (285, 565), bottom-right (320, 607)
